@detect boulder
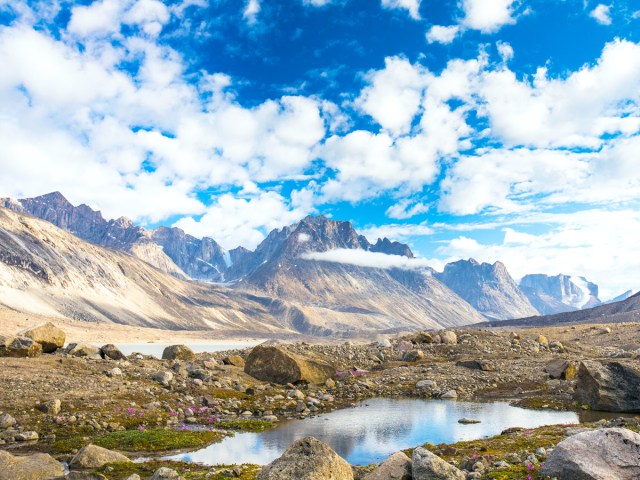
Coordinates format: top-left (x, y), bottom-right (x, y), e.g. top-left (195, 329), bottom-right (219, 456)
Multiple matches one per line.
top-left (541, 428), bottom-right (640, 480)
top-left (536, 334), bottom-right (549, 346)
top-left (440, 331), bottom-right (458, 345)
top-left (15, 431), bottom-right (39, 441)
top-left (412, 447), bottom-right (465, 480)
top-left (257, 436), bottom-right (353, 480)
top-left (362, 451), bottom-right (411, 480)
top-left (441, 390), bottom-right (458, 399)
top-left (162, 345), bottom-right (195, 361)
top-left (150, 467), bottom-right (184, 480)
top-left (245, 346), bottom-right (336, 385)
top-left (53, 474), bottom-right (108, 480)
top-left (100, 344), bottom-right (126, 360)
top-left (575, 361), bottom-right (640, 412)
top-left (20, 322), bottom-right (65, 353)
top-left (222, 355), bottom-right (245, 368)
top-left (0, 413), bottom-right (16, 429)
top-left (456, 360), bottom-right (495, 371)
top-left (0, 450), bottom-right (65, 480)
top-left (69, 444), bottom-right (130, 469)
top-left (403, 350), bottom-right (425, 362)
top-left (37, 399), bottom-right (61, 415)
top-left (545, 359), bottom-right (576, 380)
top-left (153, 371), bottom-right (174, 386)
top-left (376, 338), bottom-right (392, 348)
top-left (67, 343), bottom-right (101, 358)
top-left (1, 337), bottom-right (42, 358)
top-left (412, 332), bottom-right (435, 344)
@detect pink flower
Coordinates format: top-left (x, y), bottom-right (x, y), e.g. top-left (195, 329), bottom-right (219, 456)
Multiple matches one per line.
top-left (138, 425), bottom-right (145, 430)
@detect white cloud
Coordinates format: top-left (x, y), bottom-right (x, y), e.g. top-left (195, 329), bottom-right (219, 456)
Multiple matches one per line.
top-left (174, 190), bottom-right (313, 250)
top-left (426, 25), bottom-right (460, 44)
top-left (301, 248), bottom-right (433, 270)
top-left (355, 57), bottom-right (428, 136)
top-left (590, 4), bottom-right (612, 25)
top-left (381, 0), bottom-right (421, 19)
top-left (460, 0), bottom-right (517, 33)
top-left (496, 41), bottom-right (514, 61)
top-left (243, 0), bottom-right (260, 24)
top-left (303, 0), bottom-right (334, 5)
top-left (385, 199), bottom-right (429, 219)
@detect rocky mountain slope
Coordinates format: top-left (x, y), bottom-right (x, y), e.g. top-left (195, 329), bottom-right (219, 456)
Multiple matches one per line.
top-left (235, 216), bottom-right (486, 333)
top-left (519, 274), bottom-right (601, 315)
top-left (0, 206), bottom-right (484, 335)
top-left (434, 259), bottom-right (539, 321)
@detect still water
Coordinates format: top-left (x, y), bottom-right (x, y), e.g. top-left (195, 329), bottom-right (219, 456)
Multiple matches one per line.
top-left (116, 343), bottom-right (258, 357)
top-left (165, 398), bottom-right (580, 466)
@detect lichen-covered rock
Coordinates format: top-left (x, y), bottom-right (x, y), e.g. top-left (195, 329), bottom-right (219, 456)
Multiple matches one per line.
top-left (362, 451), bottom-right (411, 480)
top-left (37, 399), bottom-right (61, 415)
top-left (545, 359), bottom-right (576, 380)
top-left (20, 322), bottom-right (65, 353)
top-left (575, 361), bottom-right (640, 412)
top-left (440, 331), bottom-right (458, 345)
top-left (67, 343), bottom-right (101, 358)
top-left (257, 436), bottom-right (353, 480)
top-left (0, 450), bottom-right (65, 480)
top-left (412, 447), bottom-right (465, 480)
top-left (0, 413), bottom-right (16, 429)
top-left (1, 337), bottom-right (42, 358)
top-left (162, 345), bottom-right (195, 361)
top-left (245, 346), bottom-right (336, 385)
top-left (541, 428), bottom-right (640, 480)
top-left (150, 467), bottom-right (184, 480)
top-left (69, 444), bottom-right (130, 469)
top-left (222, 355), bottom-right (245, 368)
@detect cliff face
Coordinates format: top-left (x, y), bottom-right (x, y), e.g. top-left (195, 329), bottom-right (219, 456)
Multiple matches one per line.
top-left (435, 259), bottom-right (539, 321)
top-left (520, 274), bottom-right (601, 315)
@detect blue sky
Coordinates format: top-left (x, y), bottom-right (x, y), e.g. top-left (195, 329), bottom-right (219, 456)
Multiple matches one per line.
top-left (1, 0), bottom-right (640, 298)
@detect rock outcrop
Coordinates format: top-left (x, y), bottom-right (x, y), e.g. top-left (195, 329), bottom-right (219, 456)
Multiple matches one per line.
top-left (541, 428), bottom-right (640, 479)
top-left (257, 436), bottom-right (354, 480)
top-left (0, 337), bottom-right (42, 358)
top-left (0, 450), bottom-right (65, 480)
top-left (574, 361), bottom-right (640, 412)
top-left (245, 346), bottom-right (336, 385)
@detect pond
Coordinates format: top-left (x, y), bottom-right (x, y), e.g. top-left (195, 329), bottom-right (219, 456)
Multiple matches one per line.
top-left (115, 343), bottom-right (259, 358)
top-left (165, 398), bottom-right (581, 466)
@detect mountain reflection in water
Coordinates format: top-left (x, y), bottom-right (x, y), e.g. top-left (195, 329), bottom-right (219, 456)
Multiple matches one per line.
top-left (166, 398), bottom-right (580, 466)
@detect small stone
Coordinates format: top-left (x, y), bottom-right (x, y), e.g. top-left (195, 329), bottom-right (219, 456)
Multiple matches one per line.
top-left (440, 331), bottom-right (458, 345)
top-left (37, 399), bottom-right (61, 415)
top-left (441, 390), bottom-right (458, 399)
top-left (0, 414), bottom-right (16, 429)
top-left (16, 431), bottom-right (39, 441)
top-left (153, 371), bottom-right (174, 386)
top-left (223, 355), bottom-right (245, 368)
top-left (100, 344), bottom-right (126, 360)
top-left (458, 418), bottom-right (480, 424)
top-left (403, 350), bottom-right (425, 362)
top-left (162, 345), bottom-right (195, 361)
top-left (150, 467), bottom-right (183, 479)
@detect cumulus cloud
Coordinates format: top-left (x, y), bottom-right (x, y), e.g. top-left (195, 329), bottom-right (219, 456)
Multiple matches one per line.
top-left (243, 0), bottom-right (260, 24)
top-left (360, 223), bottom-right (434, 242)
top-left (590, 4), bottom-right (612, 25)
top-left (174, 190), bottom-right (314, 250)
top-left (381, 0), bottom-right (421, 19)
top-left (460, 0), bottom-right (517, 33)
top-left (301, 249), bottom-right (433, 270)
top-left (426, 25), bottom-right (460, 44)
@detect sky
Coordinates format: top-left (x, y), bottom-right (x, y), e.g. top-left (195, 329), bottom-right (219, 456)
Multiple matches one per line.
top-left (1, 0), bottom-right (640, 299)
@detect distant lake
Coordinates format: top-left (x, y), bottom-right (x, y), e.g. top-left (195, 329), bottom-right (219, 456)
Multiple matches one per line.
top-left (116, 343), bottom-right (258, 357)
top-left (165, 398), bottom-right (581, 466)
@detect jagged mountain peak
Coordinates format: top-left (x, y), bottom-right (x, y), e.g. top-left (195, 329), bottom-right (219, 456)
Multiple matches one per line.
top-left (370, 237), bottom-right (414, 258)
top-left (519, 273), bottom-right (601, 315)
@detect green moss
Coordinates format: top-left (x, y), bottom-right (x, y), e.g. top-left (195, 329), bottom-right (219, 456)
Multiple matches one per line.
top-left (216, 419), bottom-right (273, 432)
top-left (208, 388), bottom-right (251, 400)
top-left (100, 461), bottom-right (260, 480)
top-left (94, 428), bottom-right (224, 452)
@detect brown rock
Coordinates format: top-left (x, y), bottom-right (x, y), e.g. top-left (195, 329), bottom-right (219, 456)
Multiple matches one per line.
top-left (20, 322), bottom-right (65, 353)
top-left (162, 345), bottom-right (195, 361)
top-left (0, 450), bottom-right (65, 480)
top-left (575, 361), bottom-right (640, 412)
top-left (69, 444), bottom-right (130, 469)
top-left (363, 451), bottom-right (411, 480)
top-left (257, 437), bottom-right (353, 480)
top-left (245, 346), bottom-right (335, 385)
top-left (545, 359), bottom-right (576, 380)
top-left (0, 337), bottom-right (42, 358)
top-left (223, 355), bottom-right (245, 368)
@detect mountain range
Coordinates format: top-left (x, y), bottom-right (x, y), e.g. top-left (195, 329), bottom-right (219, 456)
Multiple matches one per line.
top-left (0, 192), bottom-right (632, 335)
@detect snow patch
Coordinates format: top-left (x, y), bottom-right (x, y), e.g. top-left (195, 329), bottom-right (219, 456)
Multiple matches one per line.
top-left (297, 233), bottom-right (311, 243)
top-left (223, 250), bottom-right (232, 268)
top-left (569, 276), bottom-right (592, 309)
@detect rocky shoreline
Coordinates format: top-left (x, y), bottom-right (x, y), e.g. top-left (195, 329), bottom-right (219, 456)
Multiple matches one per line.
top-left (2, 321), bottom-right (640, 479)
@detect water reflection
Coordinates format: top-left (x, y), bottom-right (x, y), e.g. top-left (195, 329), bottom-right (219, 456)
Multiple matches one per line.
top-left (166, 398), bottom-right (580, 466)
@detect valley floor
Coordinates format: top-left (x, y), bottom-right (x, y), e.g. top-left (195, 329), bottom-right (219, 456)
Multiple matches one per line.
top-left (1, 320), bottom-right (640, 479)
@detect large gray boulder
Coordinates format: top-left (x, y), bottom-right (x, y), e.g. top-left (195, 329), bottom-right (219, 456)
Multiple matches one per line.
top-left (67, 343), bottom-right (101, 358)
top-left (245, 346), bottom-right (336, 385)
top-left (257, 436), bottom-right (353, 480)
top-left (0, 337), bottom-right (42, 358)
top-left (541, 428), bottom-right (640, 480)
top-left (574, 361), bottom-right (640, 412)
top-left (362, 451), bottom-right (411, 480)
top-left (20, 322), bottom-right (65, 353)
top-left (150, 467), bottom-right (184, 479)
top-left (100, 344), bottom-right (126, 360)
top-left (412, 447), bottom-right (465, 480)
top-left (162, 345), bottom-right (195, 361)
top-left (0, 450), bottom-right (65, 480)
top-left (69, 444), bottom-right (130, 469)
